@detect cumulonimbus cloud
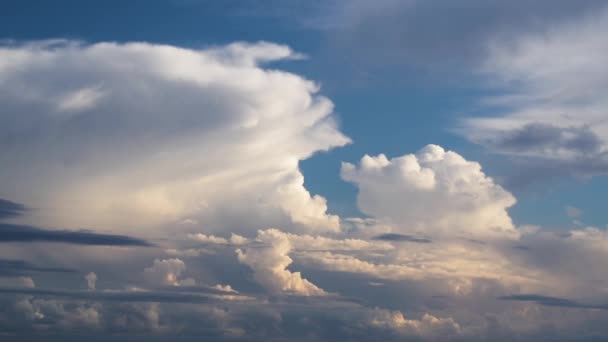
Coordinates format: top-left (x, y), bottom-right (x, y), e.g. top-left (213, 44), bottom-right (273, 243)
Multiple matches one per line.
top-left (0, 40), bottom-right (350, 234)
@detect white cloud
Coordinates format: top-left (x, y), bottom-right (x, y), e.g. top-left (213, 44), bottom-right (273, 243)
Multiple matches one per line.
top-left (188, 233), bottom-right (230, 245)
top-left (285, 232), bottom-right (394, 251)
top-left (236, 229), bottom-right (326, 296)
top-left (341, 144), bottom-right (518, 239)
top-left (0, 276), bottom-right (35, 288)
top-left (143, 258), bottom-right (195, 286)
top-left (0, 40), bottom-right (349, 234)
top-left (368, 309), bottom-right (462, 338)
top-left (56, 84), bottom-right (105, 114)
top-left (190, 229), bottom-right (392, 252)
top-left (298, 242), bottom-right (541, 296)
top-left (85, 272), bottom-right (97, 290)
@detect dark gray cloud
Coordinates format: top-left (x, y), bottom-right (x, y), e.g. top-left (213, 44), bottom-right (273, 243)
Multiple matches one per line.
top-left (475, 123), bottom-right (608, 188)
top-left (493, 153), bottom-right (608, 190)
top-left (0, 223), bottom-right (153, 247)
top-left (480, 123), bottom-right (604, 156)
top-left (0, 259), bottom-right (77, 277)
top-left (0, 198), bottom-right (26, 219)
top-left (372, 233), bottom-right (432, 243)
top-left (0, 287), bottom-right (221, 304)
top-left (500, 294), bottom-right (608, 310)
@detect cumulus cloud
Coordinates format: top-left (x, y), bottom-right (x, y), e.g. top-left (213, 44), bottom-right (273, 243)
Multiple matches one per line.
top-left (0, 40), bottom-right (349, 234)
top-left (302, 0), bottom-right (607, 86)
top-left (341, 144), bottom-right (517, 238)
top-left (0, 223), bottom-right (153, 246)
top-left (143, 258), bottom-right (195, 287)
top-left (85, 272), bottom-right (97, 290)
top-left (368, 309), bottom-right (461, 338)
top-left (188, 233), bottom-right (249, 246)
top-left (236, 229), bottom-right (326, 296)
top-left (298, 241), bottom-right (541, 295)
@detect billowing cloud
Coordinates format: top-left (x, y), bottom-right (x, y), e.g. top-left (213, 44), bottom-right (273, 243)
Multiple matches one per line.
top-left (368, 309), bottom-right (461, 338)
top-left (85, 272), bottom-right (97, 290)
top-left (236, 229), bottom-right (326, 296)
top-left (143, 258), bottom-right (195, 287)
top-left (341, 144), bottom-right (517, 238)
top-left (0, 40), bottom-right (349, 234)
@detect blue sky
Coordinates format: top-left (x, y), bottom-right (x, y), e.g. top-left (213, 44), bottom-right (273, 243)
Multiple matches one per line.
top-left (1, 1), bottom-right (608, 340)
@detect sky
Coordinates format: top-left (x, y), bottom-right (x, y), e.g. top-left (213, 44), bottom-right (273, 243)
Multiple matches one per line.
top-left (1, 1), bottom-right (608, 341)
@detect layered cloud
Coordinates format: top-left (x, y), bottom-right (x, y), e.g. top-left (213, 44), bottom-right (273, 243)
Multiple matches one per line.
top-left (0, 40), bottom-right (349, 234)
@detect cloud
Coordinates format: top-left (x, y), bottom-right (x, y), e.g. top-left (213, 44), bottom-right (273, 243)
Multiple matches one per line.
top-left (0, 198), bottom-right (26, 219)
top-left (368, 309), bottom-right (461, 338)
top-left (2, 36), bottom-right (608, 340)
top-left (297, 244), bottom-right (535, 291)
top-left (0, 40), bottom-right (349, 234)
top-left (500, 294), bottom-right (608, 310)
top-left (56, 84), bottom-right (105, 113)
top-left (372, 233), bottom-right (432, 243)
top-left (341, 144), bottom-right (518, 238)
top-left (0, 223), bottom-right (153, 246)
top-left (143, 258), bottom-right (195, 287)
top-left (476, 123), bottom-right (603, 158)
top-left (85, 272), bottom-right (97, 290)
top-left (0, 287), bottom-right (220, 304)
top-left (463, 7), bottom-right (608, 181)
top-left (304, 0), bottom-right (607, 80)
top-left (0, 259), bottom-right (77, 277)
top-left (191, 229), bottom-right (393, 252)
top-left (188, 233), bottom-right (249, 246)
top-left (236, 229), bottom-right (326, 296)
